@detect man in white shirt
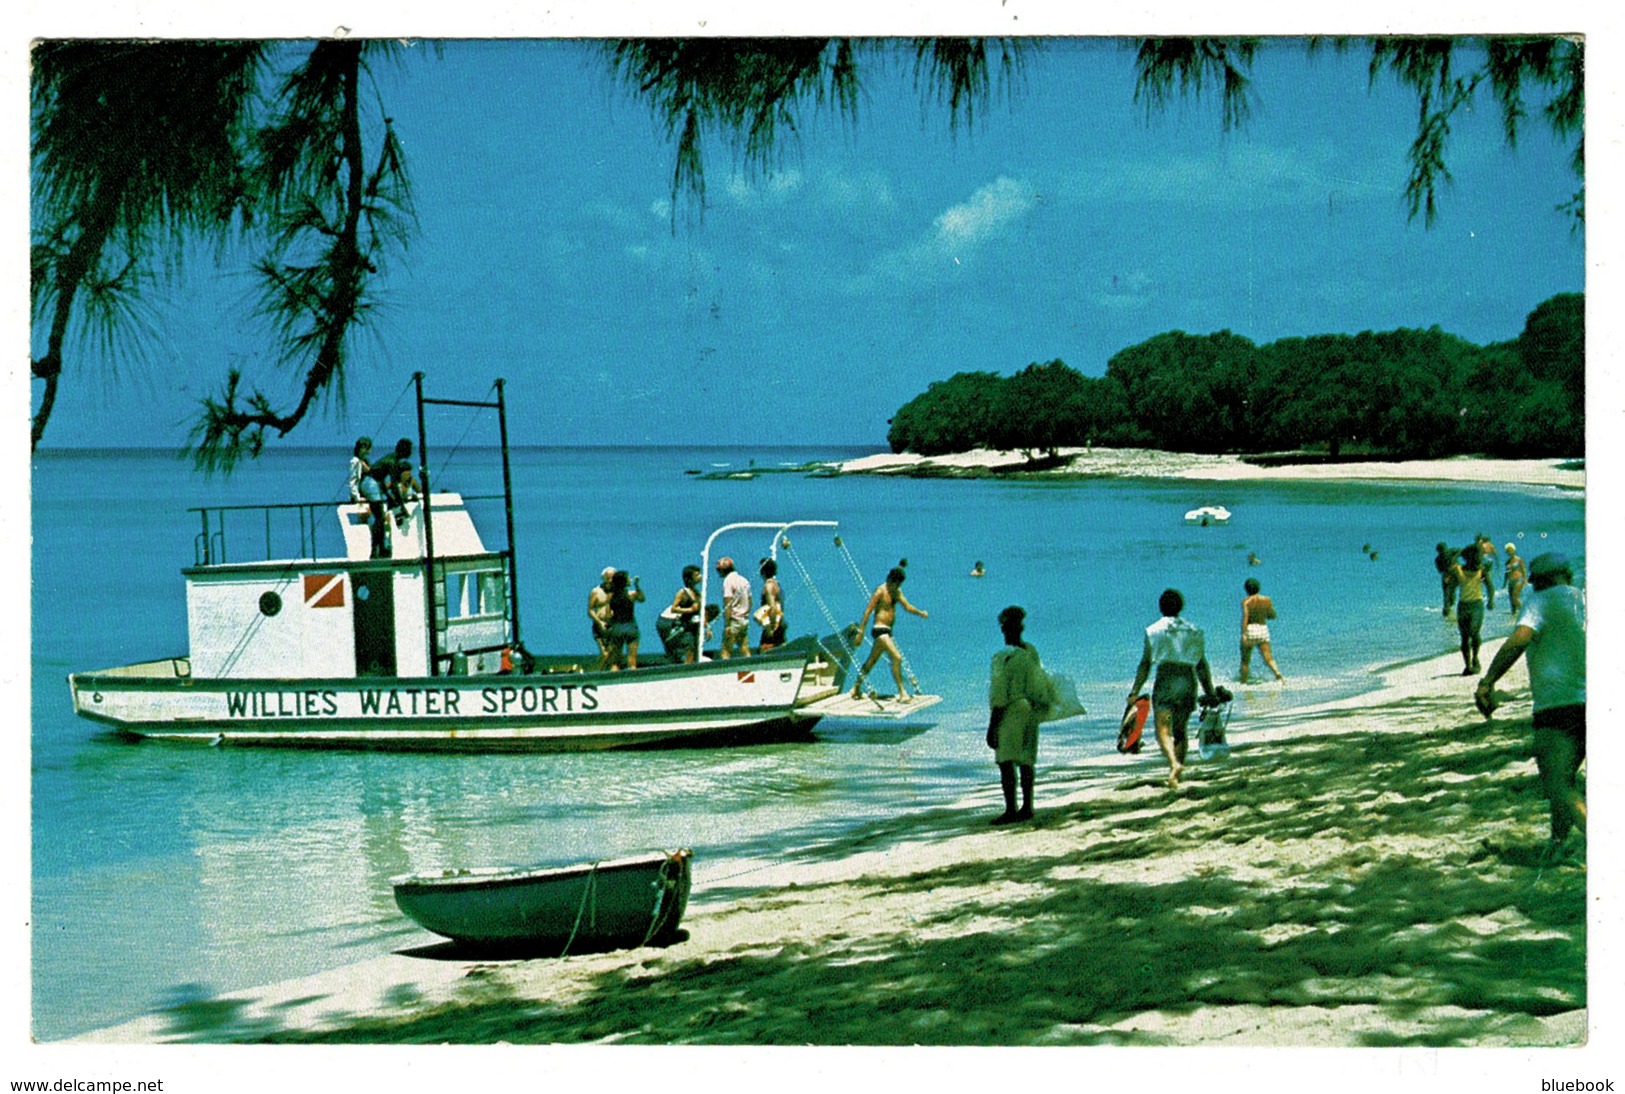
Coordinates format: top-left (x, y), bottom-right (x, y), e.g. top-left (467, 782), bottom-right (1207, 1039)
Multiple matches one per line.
top-left (1475, 552), bottom-right (1586, 863)
top-left (716, 556), bottom-right (753, 659)
top-left (1128, 588), bottom-right (1218, 789)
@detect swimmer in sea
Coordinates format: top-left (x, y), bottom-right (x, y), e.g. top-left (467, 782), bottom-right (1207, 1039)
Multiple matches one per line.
top-left (1238, 577), bottom-right (1285, 683)
top-left (970, 561), bottom-right (985, 578)
top-left (851, 567), bottom-right (929, 701)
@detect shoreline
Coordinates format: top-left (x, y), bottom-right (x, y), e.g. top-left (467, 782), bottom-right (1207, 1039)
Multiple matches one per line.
top-left (75, 638), bottom-right (1586, 1047)
top-left (829, 448), bottom-right (1585, 490)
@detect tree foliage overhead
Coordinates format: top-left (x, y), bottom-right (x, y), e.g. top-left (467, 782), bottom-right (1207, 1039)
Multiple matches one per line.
top-left (30, 41), bottom-right (267, 451)
top-left (190, 41), bottom-right (415, 472)
top-left (30, 39), bottom-right (411, 468)
top-left (30, 36), bottom-right (1584, 461)
top-left (888, 293), bottom-right (1584, 461)
top-left (603, 37), bottom-right (1028, 214)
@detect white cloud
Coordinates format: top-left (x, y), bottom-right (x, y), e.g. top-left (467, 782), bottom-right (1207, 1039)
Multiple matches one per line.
top-left (932, 177), bottom-right (1038, 249)
top-left (1064, 140), bottom-right (1392, 211)
top-left (821, 169), bottom-right (896, 213)
top-left (724, 169), bottom-right (805, 207)
top-left (846, 176), bottom-right (1038, 292)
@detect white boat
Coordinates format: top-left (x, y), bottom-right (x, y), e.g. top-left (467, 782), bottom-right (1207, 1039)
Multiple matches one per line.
top-left (67, 374), bottom-right (936, 751)
top-left (1184, 505), bottom-right (1232, 526)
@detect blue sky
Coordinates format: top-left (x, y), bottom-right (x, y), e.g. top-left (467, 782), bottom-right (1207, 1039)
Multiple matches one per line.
top-left (31, 36), bottom-right (1586, 450)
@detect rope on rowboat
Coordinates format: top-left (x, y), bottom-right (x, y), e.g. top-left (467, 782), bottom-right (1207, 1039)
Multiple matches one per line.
top-left (559, 852), bottom-right (686, 957)
top-left (637, 850), bottom-right (689, 948)
top-left (556, 862), bottom-right (600, 959)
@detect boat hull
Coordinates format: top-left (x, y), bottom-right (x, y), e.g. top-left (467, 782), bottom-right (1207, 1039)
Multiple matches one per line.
top-left (69, 651), bottom-right (820, 752)
top-left (393, 850), bottom-right (692, 953)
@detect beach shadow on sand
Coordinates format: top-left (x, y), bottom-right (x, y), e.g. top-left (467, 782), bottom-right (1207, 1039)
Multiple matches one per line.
top-left (160, 711), bottom-right (1583, 1047)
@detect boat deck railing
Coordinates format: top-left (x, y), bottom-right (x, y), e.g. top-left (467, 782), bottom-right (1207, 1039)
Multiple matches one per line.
top-left (190, 494), bottom-right (507, 566)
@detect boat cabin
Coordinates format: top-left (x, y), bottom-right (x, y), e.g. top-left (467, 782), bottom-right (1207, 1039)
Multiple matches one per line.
top-left (183, 494), bottom-right (513, 680)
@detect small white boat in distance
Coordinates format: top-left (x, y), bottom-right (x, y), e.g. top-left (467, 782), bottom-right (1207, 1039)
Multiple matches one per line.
top-left (1184, 505), bottom-right (1232, 526)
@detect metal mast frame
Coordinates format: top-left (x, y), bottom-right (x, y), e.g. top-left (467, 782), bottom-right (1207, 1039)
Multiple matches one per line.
top-left (412, 373), bottom-right (521, 676)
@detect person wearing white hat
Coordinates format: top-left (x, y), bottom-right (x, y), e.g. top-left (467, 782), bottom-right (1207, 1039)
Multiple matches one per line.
top-left (1476, 552), bottom-right (1586, 864)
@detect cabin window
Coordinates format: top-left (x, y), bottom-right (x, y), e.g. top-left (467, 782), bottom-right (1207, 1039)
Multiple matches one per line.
top-left (441, 568), bottom-right (505, 620)
top-left (477, 571), bottom-right (506, 615)
top-left (258, 591), bottom-right (282, 617)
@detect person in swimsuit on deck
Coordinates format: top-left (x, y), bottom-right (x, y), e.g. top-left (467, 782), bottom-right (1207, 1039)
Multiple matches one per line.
top-left (588, 567), bottom-right (616, 669)
top-left (851, 567), bottom-right (929, 701)
top-left (1238, 577), bottom-right (1285, 683)
top-left (756, 558), bottom-right (787, 650)
top-left (657, 565), bottom-right (704, 663)
top-left (1128, 588), bottom-right (1218, 789)
top-left (602, 570), bottom-right (645, 669)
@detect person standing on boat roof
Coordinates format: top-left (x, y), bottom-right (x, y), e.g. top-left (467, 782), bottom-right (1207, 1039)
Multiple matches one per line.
top-left (350, 437), bottom-right (388, 558)
top-left (716, 557), bottom-right (753, 659)
top-left (603, 570), bottom-right (645, 670)
top-left (368, 438), bottom-right (419, 539)
top-left (756, 558), bottom-right (786, 650)
top-left (589, 567), bottom-right (616, 669)
top-left (987, 605), bottom-right (1053, 826)
top-left (851, 567), bottom-right (928, 701)
top-left (1128, 588), bottom-right (1219, 789)
top-left (348, 437), bottom-right (372, 503)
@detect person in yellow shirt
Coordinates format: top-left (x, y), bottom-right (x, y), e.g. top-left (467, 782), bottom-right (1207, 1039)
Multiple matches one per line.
top-left (1449, 545), bottom-right (1488, 675)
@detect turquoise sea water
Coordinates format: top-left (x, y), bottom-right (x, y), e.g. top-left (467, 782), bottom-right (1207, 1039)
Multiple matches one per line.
top-left (30, 445), bottom-right (1584, 1040)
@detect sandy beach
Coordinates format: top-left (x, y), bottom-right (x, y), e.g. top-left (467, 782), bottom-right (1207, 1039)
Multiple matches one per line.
top-left (78, 637), bottom-right (1585, 1048)
top-left (836, 448), bottom-right (1585, 490)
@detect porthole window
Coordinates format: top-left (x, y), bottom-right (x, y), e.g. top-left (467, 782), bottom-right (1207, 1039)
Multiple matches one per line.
top-left (356, 584), bottom-right (371, 602)
top-left (259, 591), bottom-right (283, 617)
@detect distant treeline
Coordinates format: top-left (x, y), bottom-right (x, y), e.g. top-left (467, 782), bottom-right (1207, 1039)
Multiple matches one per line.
top-left (887, 293), bottom-right (1583, 459)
